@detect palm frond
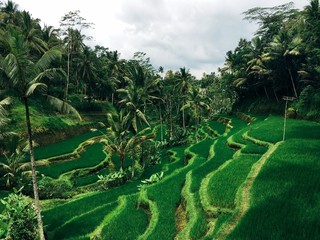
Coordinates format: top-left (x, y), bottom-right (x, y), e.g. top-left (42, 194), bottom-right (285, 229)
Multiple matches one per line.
top-left (0, 97), bottom-right (12, 117)
top-left (132, 116), bottom-right (138, 133)
top-left (233, 78), bottom-right (247, 87)
top-left (136, 109), bottom-right (150, 126)
top-left (46, 95), bottom-right (82, 120)
top-left (34, 49), bottom-right (62, 73)
top-left (32, 68), bottom-right (66, 83)
top-left (25, 83), bottom-right (47, 97)
top-left (4, 53), bottom-right (20, 85)
top-left (180, 102), bottom-right (191, 111)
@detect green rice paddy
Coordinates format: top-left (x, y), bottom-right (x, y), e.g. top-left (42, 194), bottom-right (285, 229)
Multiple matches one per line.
top-left (2, 114), bottom-right (319, 239)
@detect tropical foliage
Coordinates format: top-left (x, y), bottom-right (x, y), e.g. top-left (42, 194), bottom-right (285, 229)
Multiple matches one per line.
top-left (0, 1), bottom-right (320, 240)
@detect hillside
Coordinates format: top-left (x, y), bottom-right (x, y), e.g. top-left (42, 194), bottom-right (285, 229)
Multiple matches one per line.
top-left (2, 113), bottom-right (317, 239)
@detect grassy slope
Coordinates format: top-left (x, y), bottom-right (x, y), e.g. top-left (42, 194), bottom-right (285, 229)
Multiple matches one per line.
top-left (17, 114), bottom-right (319, 240)
top-left (227, 117), bottom-right (320, 240)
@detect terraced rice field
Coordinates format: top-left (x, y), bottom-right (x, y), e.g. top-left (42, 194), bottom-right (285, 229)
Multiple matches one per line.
top-left (3, 114), bottom-right (319, 239)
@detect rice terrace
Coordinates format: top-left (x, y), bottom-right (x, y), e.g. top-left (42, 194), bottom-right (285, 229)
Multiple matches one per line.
top-left (0, 0), bottom-right (320, 240)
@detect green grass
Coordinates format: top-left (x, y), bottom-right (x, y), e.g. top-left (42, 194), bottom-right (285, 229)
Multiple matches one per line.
top-left (227, 139), bottom-right (320, 240)
top-left (33, 129), bottom-right (106, 161)
top-left (241, 142), bottom-right (267, 154)
top-left (99, 195), bottom-right (148, 240)
top-left (73, 167), bottom-right (110, 187)
top-left (206, 120), bottom-right (227, 135)
top-left (47, 201), bottom-right (117, 239)
top-left (37, 114), bottom-right (320, 240)
top-left (189, 139), bottom-right (214, 159)
top-left (43, 146), bottom-right (185, 238)
top-left (43, 182), bottom-right (137, 234)
top-left (38, 143), bottom-right (106, 178)
top-left (208, 154), bottom-right (261, 209)
top-left (249, 115), bottom-right (320, 142)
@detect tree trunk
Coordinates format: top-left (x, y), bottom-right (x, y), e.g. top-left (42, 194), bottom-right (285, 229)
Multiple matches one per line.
top-left (23, 97), bottom-right (46, 240)
top-left (65, 50), bottom-right (70, 101)
top-left (182, 108), bottom-right (185, 130)
top-left (169, 97), bottom-right (173, 138)
top-left (288, 69), bottom-right (298, 98)
top-left (159, 103), bottom-right (163, 141)
top-left (273, 88), bottom-right (279, 102)
top-left (119, 151), bottom-right (125, 170)
top-left (263, 86), bottom-right (270, 100)
top-left (131, 159), bottom-right (135, 178)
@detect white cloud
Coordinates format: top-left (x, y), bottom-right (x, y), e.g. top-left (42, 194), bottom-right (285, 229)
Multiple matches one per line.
top-left (13, 0), bottom-right (309, 78)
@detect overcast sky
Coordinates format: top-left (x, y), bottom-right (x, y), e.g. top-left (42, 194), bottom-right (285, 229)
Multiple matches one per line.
top-left (13, 0), bottom-right (309, 78)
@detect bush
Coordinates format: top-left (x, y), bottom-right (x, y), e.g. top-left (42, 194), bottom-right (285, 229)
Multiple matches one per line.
top-left (295, 85), bottom-right (320, 120)
top-left (68, 94), bottom-right (102, 112)
top-left (38, 176), bottom-right (73, 199)
top-left (97, 168), bottom-right (131, 190)
top-left (0, 191), bottom-right (38, 240)
top-left (165, 125), bottom-right (190, 147)
top-left (133, 161), bottom-right (144, 179)
top-left (141, 141), bottom-right (161, 167)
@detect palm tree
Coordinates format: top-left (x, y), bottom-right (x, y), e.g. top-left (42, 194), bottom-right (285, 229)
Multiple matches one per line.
top-left (63, 28), bottom-right (85, 100)
top-left (0, 28), bottom-right (80, 240)
top-left (0, 0), bottom-right (19, 25)
top-left (0, 148), bottom-right (29, 188)
top-left (175, 67), bottom-right (192, 129)
top-left (77, 46), bottom-right (96, 102)
top-left (181, 86), bottom-right (209, 142)
top-left (42, 24), bottom-right (60, 48)
top-left (102, 109), bottom-right (155, 177)
top-left (244, 36), bottom-right (273, 99)
top-left (266, 29), bottom-right (302, 98)
top-left (117, 62), bottom-right (159, 133)
top-left (117, 83), bottom-right (150, 133)
top-left (19, 11), bottom-right (48, 54)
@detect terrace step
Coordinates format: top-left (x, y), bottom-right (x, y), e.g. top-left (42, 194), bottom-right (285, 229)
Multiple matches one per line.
top-left (213, 140), bottom-right (280, 239)
top-left (89, 196), bottom-right (127, 239)
top-left (137, 190), bottom-right (159, 240)
top-left (48, 201), bottom-right (117, 239)
top-left (36, 136), bottom-right (104, 167)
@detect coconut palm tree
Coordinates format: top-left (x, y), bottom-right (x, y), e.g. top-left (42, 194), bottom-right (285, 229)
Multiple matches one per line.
top-left (0, 0), bottom-right (19, 25)
top-left (117, 83), bottom-right (150, 133)
top-left (0, 28), bottom-right (81, 240)
top-left (175, 67), bottom-right (192, 130)
top-left (77, 46), bottom-right (96, 102)
top-left (266, 29), bottom-right (302, 98)
top-left (117, 62), bottom-right (159, 133)
top-left (0, 148), bottom-right (29, 188)
top-left (102, 109), bottom-right (155, 176)
top-left (181, 86), bottom-right (209, 142)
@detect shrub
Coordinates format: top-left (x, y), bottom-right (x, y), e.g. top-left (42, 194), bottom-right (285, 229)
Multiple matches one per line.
top-left (38, 176), bottom-right (73, 199)
top-left (0, 191), bottom-right (38, 240)
top-left (141, 141), bottom-right (161, 166)
top-left (137, 171), bottom-right (164, 190)
top-left (97, 168), bottom-right (131, 190)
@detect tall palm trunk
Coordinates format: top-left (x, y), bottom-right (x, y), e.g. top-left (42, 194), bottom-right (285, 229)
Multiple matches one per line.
top-left (23, 97), bottom-right (45, 240)
top-left (65, 49), bottom-right (70, 101)
top-left (182, 108), bottom-right (185, 130)
top-left (119, 151), bottom-right (125, 170)
top-left (182, 97), bottom-right (186, 130)
top-left (169, 97), bottom-right (173, 138)
top-left (288, 69), bottom-right (298, 98)
top-left (159, 103), bottom-right (163, 141)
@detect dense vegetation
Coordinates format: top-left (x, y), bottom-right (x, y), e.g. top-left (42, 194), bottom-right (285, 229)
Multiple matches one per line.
top-left (0, 0), bottom-right (319, 239)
